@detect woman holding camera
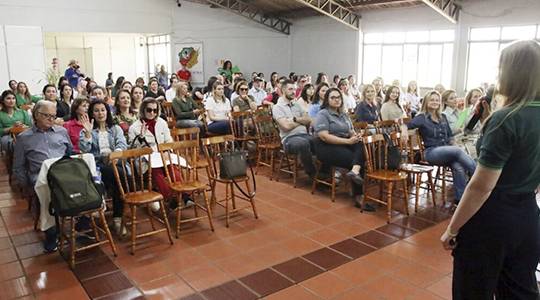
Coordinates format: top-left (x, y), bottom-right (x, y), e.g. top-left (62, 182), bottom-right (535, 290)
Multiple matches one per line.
top-left (441, 40), bottom-right (540, 300)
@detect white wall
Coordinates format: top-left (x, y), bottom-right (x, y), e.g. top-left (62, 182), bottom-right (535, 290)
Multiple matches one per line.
top-left (291, 17), bottom-right (361, 80)
top-left (45, 33), bottom-right (147, 86)
top-left (171, 1), bottom-right (291, 85)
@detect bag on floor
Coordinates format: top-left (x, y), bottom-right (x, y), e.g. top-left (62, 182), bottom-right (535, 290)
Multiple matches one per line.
top-left (47, 156), bottom-right (103, 217)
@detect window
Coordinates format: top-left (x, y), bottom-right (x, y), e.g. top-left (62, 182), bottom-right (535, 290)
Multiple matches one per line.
top-left (466, 24), bottom-right (540, 90)
top-left (146, 34), bottom-right (171, 78)
top-left (362, 29), bottom-right (454, 88)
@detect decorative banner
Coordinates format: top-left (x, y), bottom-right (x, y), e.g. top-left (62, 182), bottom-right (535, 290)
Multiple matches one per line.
top-left (174, 42), bottom-right (204, 84)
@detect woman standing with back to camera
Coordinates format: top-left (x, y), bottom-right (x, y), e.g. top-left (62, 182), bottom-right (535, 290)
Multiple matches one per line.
top-left (441, 40), bottom-right (540, 299)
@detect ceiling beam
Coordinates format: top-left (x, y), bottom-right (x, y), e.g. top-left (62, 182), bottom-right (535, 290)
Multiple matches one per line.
top-left (293, 0), bottom-right (360, 30)
top-left (205, 0), bottom-right (292, 35)
top-left (421, 0), bottom-right (459, 23)
top-left (339, 0), bottom-right (414, 7)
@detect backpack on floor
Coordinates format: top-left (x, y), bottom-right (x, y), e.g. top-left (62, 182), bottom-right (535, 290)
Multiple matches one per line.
top-left (47, 156), bottom-right (103, 217)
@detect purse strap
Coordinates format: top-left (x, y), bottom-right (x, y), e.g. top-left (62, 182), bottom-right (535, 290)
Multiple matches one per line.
top-left (229, 163), bottom-right (256, 198)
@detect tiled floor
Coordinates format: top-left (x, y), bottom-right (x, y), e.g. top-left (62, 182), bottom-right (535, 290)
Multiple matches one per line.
top-left (0, 161), bottom-right (538, 300)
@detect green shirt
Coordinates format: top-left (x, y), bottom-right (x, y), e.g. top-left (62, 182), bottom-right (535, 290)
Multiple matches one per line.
top-left (172, 96), bottom-right (200, 120)
top-left (232, 95), bottom-right (256, 112)
top-left (478, 100), bottom-right (540, 193)
top-left (0, 109), bottom-right (32, 135)
top-left (15, 94), bottom-right (41, 107)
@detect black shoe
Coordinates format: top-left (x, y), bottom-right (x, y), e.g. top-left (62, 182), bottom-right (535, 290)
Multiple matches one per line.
top-left (182, 194), bottom-right (195, 207)
top-left (354, 201), bottom-right (376, 212)
top-left (346, 171), bottom-right (364, 185)
top-left (43, 227), bottom-right (58, 253)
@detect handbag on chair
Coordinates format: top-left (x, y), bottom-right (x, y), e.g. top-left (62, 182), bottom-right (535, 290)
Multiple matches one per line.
top-left (217, 143), bottom-right (256, 198)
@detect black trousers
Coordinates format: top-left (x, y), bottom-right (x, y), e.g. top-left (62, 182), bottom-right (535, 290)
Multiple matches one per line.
top-left (99, 163), bottom-right (124, 218)
top-left (314, 139), bottom-right (365, 196)
top-left (452, 189), bottom-right (540, 300)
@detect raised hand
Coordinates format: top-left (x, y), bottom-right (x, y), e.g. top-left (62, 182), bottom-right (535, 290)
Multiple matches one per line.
top-left (80, 113), bottom-right (94, 134)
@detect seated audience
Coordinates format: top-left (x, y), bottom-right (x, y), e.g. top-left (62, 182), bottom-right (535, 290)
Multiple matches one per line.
top-left (111, 76), bottom-right (125, 98)
top-left (381, 85), bottom-right (406, 121)
top-left (121, 81), bottom-right (133, 93)
top-left (462, 88), bottom-right (484, 133)
top-left (248, 77), bottom-right (267, 106)
top-left (313, 87), bottom-right (372, 210)
top-left (113, 89), bottom-right (138, 141)
top-left (130, 86), bottom-right (145, 114)
top-left (146, 78), bottom-right (166, 101)
top-left (8, 80), bottom-right (17, 92)
top-left (272, 79), bottom-right (316, 178)
top-left (15, 82), bottom-right (40, 108)
top-left (403, 80), bottom-right (420, 116)
top-left (172, 82), bottom-right (204, 133)
top-left (263, 76), bottom-right (287, 106)
top-left (338, 78), bottom-right (356, 112)
top-left (13, 100), bottom-right (73, 252)
top-left (63, 97), bottom-right (90, 154)
top-left (441, 89), bottom-right (462, 134)
top-left (355, 84), bottom-right (380, 124)
top-left (166, 77), bottom-right (179, 102)
top-left (0, 90), bottom-right (31, 152)
top-left (42, 84), bottom-right (65, 126)
top-left (309, 82), bottom-right (329, 118)
top-left (58, 84), bottom-right (74, 121)
top-left (434, 83), bottom-right (445, 95)
top-left (135, 77), bottom-right (148, 93)
top-left (232, 81), bottom-right (257, 112)
top-left (407, 90), bottom-right (476, 204)
top-left (205, 81), bottom-right (231, 135)
top-left (296, 83), bottom-right (314, 113)
top-left (79, 100), bottom-right (127, 235)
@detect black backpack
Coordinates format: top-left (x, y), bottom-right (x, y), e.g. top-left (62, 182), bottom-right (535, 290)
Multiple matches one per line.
top-left (382, 133), bottom-right (402, 170)
top-left (47, 157), bottom-right (103, 217)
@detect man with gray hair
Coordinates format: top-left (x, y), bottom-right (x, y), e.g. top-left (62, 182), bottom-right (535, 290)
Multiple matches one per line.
top-left (13, 100), bottom-right (73, 252)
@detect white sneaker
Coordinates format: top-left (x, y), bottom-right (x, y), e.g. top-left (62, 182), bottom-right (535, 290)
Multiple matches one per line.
top-left (150, 202), bottom-right (160, 213)
top-left (112, 217), bottom-right (127, 236)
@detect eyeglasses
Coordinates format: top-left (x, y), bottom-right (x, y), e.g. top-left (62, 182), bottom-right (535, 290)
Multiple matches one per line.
top-left (239, 88), bottom-right (248, 92)
top-left (329, 96), bottom-right (342, 100)
top-left (145, 108), bottom-right (159, 114)
top-left (37, 112), bottom-right (57, 120)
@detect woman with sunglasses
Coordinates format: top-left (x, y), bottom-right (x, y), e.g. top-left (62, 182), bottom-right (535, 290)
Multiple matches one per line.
top-left (79, 99), bottom-right (127, 235)
top-left (129, 98), bottom-right (194, 209)
top-left (232, 82), bottom-right (257, 112)
top-left (113, 89), bottom-right (138, 141)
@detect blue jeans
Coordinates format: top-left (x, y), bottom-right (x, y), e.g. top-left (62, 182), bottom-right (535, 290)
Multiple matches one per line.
top-left (425, 146), bottom-right (476, 203)
top-left (207, 120), bottom-right (230, 135)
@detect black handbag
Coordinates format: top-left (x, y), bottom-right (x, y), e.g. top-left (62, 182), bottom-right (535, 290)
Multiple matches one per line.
top-left (217, 145), bottom-right (256, 198)
top-left (383, 133), bottom-right (402, 170)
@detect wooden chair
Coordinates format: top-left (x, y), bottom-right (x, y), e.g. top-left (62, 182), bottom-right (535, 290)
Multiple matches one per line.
top-left (400, 129), bottom-right (437, 212)
top-left (162, 102), bottom-right (176, 129)
top-left (110, 148), bottom-right (174, 254)
top-left (202, 135), bottom-right (258, 227)
top-left (253, 114), bottom-right (281, 179)
top-left (58, 203), bottom-right (117, 268)
top-left (362, 133), bottom-right (409, 223)
top-left (275, 151), bottom-right (301, 188)
top-left (311, 161), bottom-right (337, 202)
top-left (170, 127), bottom-right (211, 181)
top-left (229, 111), bottom-right (259, 159)
top-left (353, 121), bottom-right (369, 136)
top-left (374, 120), bottom-right (400, 134)
top-left (158, 140), bottom-right (214, 237)
top-left (200, 109), bottom-right (220, 137)
top-left (6, 126), bottom-right (27, 184)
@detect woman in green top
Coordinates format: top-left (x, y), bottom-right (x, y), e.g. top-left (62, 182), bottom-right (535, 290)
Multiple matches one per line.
top-left (441, 40), bottom-right (540, 300)
top-left (15, 82), bottom-right (40, 108)
top-left (0, 90), bottom-right (31, 152)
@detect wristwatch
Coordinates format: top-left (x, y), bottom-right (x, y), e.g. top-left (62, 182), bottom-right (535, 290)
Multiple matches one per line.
top-left (293, 117), bottom-right (297, 123)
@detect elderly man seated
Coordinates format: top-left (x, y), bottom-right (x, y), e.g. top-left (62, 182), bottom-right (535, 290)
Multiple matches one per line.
top-left (13, 100), bottom-right (76, 252)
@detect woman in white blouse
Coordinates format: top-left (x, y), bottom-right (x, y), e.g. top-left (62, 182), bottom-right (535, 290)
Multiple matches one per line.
top-left (205, 81), bottom-right (231, 135)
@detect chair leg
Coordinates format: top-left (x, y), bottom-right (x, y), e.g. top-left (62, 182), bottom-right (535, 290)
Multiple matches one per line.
top-left (255, 148), bottom-right (262, 175)
top-left (130, 205), bottom-right (137, 255)
top-left (386, 182), bottom-right (394, 223)
top-left (414, 173), bottom-right (421, 213)
top-left (311, 162), bottom-right (319, 195)
top-left (159, 200), bottom-right (173, 245)
top-left (441, 167), bottom-right (447, 203)
top-left (225, 183), bottom-right (230, 228)
top-left (292, 157), bottom-right (297, 188)
top-left (90, 214), bottom-right (100, 242)
top-left (58, 217), bottom-right (65, 256)
top-left (147, 204), bottom-right (156, 231)
top-left (245, 180), bottom-right (258, 219)
top-left (202, 190), bottom-right (214, 231)
top-left (269, 150), bottom-right (275, 180)
top-left (428, 172), bottom-right (437, 207)
top-left (69, 217), bottom-right (76, 269)
top-left (402, 179), bottom-right (410, 216)
top-left (99, 209), bottom-right (117, 257)
top-left (231, 183), bottom-right (237, 210)
top-left (331, 167), bottom-right (336, 202)
top-left (175, 197), bottom-right (182, 239)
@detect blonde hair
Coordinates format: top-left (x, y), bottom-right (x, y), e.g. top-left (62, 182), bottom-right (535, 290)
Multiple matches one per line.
top-left (419, 90), bottom-right (442, 119)
top-left (441, 89), bottom-right (456, 109)
top-left (362, 84), bottom-right (376, 102)
top-left (465, 88), bottom-right (483, 107)
top-left (407, 81), bottom-right (417, 95)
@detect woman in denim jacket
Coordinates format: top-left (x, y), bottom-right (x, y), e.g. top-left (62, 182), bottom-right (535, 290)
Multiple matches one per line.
top-left (408, 90), bottom-right (476, 204)
top-left (79, 99), bottom-right (127, 235)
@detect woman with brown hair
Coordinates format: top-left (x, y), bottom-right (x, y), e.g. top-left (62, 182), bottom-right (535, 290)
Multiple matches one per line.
top-left (441, 40), bottom-right (540, 300)
top-left (113, 89), bottom-right (138, 140)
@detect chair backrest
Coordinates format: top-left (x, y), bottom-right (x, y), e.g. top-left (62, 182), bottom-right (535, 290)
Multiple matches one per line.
top-left (352, 121), bottom-right (369, 136)
top-left (405, 128), bottom-right (425, 163)
top-left (374, 120), bottom-right (400, 134)
top-left (254, 105), bottom-right (272, 118)
top-left (201, 135), bottom-right (236, 178)
top-left (229, 111), bottom-right (257, 141)
top-left (171, 127), bottom-right (200, 142)
top-left (109, 147), bottom-right (154, 198)
top-left (162, 102), bottom-right (176, 128)
top-left (362, 132), bottom-right (401, 172)
top-left (158, 140), bottom-right (199, 184)
top-left (254, 114), bottom-right (280, 145)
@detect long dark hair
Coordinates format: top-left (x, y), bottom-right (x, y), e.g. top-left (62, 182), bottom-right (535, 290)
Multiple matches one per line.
top-left (383, 85), bottom-right (403, 112)
top-left (300, 84), bottom-right (314, 104)
top-left (315, 72), bottom-right (327, 86)
top-left (321, 87), bottom-right (344, 112)
top-left (57, 76), bottom-right (68, 89)
top-left (0, 90), bottom-right (16, 112)
top-left (89, 99), bottom-right (114, 129)
top-left (113, 76), bottom-right (125, 91)
top-left (204, 76), bottom-right (218, 94)
top-left (69, 97), bottom-right (90, 120)
top-left (312, 82), bottom-right (329, 105)
top-left (222, 60), bottom-right (232, 70)
top-left (114, 89), bottom-right (135, 115)
top-left (270, 72), bottom-right (278, 88)
top-left (59, 84), bottom-right (74, 103)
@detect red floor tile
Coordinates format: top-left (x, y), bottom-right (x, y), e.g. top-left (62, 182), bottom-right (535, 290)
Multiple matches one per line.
top-left (0, 276), bottom-right (33, 299)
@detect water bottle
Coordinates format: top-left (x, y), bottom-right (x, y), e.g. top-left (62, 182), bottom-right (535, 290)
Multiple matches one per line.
top-left (93, 166), bottom-right (102, 184)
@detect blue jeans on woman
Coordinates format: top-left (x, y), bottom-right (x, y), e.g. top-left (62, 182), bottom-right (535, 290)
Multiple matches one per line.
top-left (424, 146), bottom-right (476, 203)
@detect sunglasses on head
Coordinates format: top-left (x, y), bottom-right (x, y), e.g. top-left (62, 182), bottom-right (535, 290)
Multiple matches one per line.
top-left (145, 108), bottom-right (158, 114)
